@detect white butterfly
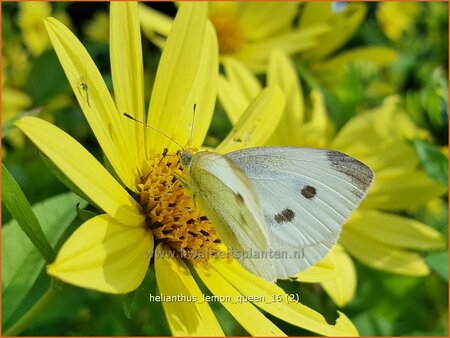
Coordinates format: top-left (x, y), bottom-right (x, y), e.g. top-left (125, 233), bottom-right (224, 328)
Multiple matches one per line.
top-left (180, 147), bottom-right (374, 282)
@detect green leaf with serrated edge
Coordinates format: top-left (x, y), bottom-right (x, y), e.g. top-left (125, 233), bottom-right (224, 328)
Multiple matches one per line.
top-left (425, 251), bottom-right (448, 281)
top-left (412, 139), bottom-right (448, 186)
top-left (2, 192), bottom-right (87, 326)
top-left (2, 164), bottom-right (55, 263)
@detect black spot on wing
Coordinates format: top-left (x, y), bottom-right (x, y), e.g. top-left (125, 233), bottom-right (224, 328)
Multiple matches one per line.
top-left (274, 208), bottom-right (295, 223)
top-left (326, 150), bottom-right (374, 197)
top-left (301, 185), bottom-right (316, 199)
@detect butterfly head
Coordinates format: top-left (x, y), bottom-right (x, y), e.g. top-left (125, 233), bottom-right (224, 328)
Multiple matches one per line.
top-left (179, 150), bottom-right (193, 167)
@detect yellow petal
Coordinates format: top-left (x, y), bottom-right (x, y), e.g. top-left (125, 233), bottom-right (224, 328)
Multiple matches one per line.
top-left (352, 140), bottom-right (418, 173)
top-left (44, 17), bottom-right (138, 189)
top-left (16, 117), bottom-right (144, 226)
top-left (195, 264), bottom-right (285, 336)
top-left (297, 90), bottom-right (334, 148)
top-left (266, 50), bottom-right (304, 145)
top-left (211, 260), bottom-right (359, 336)
top-left (300, 3), bottom-right (367, 59)
top-left (236, 25), bottom-right (329, 73)
top-left (320, 245), bottom-right (357, 307)
top-left (340, 227), bottom-right (430, 276)
top-left (47, 214), bottom-right (152, 293)
top-left (219, 57), bottom-right (262, 124)
top-left (311, 47), bottom-right (398, 85)
top-left (346, 209), bottom-right (445, 251)
top-left (216, 86), bottom-right (285, 153)
top-left (2, 88), bottom-right (32, 119)
top-left (238, 3), bottom-right (299, 41)
top-left (363, 170), bottom-right (447, 210)
top-left (294, 250), bottom-right (337, 283)
top-left (138, 3), bottom-right (172, 45)
top-left (154, 244), bottom-right (224, 336)
top-left (331, 96), bottom-right (428, 158)
top-left (110, 2), bottom-right (145, 164)
top-left (147, 3), bottom-right (212, 154)
top-left (178, 23), bottom-right (218, 150)
top-left (18, 3), bottom-right (51, 56)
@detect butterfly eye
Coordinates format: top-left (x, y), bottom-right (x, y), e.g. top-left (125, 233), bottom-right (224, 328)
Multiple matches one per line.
top-left (180, 151), bottom-right (193, 166)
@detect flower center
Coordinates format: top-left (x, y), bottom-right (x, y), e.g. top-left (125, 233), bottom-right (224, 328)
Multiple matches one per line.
top-left (210, 14), bottom-right (244, 55)
top-left (137, 150), bottom-right (224, 262)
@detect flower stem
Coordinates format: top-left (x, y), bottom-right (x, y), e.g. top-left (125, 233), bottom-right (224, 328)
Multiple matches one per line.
top-left (4, 281), bottom-right (60, 336)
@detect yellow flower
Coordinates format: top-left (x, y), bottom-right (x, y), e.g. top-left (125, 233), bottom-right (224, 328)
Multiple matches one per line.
top-left (83, 11), bottom-right (110, 43)
top-left (16, 3), bottom-right (357, 336)
top-left (377, 2), bottom-right (420, 41)
top-left (217, 52), bottom-right (446, 307)
top-left (297, 3), bottom-right (398, 90)
top-left (2, 42), bottom-right (30, 88)
top-left (298, 2), bottom-right (367, 60)
top-left (139, 2), bottom-right (329, 72)
top-left (2, 87), bottom-right (32, 150)
top-left (17, 2), bottom-right (73, 57)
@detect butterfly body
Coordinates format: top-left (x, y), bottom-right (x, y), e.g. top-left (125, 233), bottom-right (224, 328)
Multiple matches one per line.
top-left (180, 147), bottom-right (373, 281)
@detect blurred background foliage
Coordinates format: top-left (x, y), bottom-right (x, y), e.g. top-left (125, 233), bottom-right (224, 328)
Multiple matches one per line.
top-left (2, 2), bottom-right (448, 336)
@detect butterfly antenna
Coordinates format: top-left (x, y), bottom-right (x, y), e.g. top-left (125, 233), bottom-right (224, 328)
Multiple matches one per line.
top-left (123, 112), bottom-right (184, 150)
top-left (187, 103), bottom-right (197, 148)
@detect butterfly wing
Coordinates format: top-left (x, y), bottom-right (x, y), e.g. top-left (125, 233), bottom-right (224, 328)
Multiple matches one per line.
top-left (187, 151), bottom-right (276, 281)
top-left (227, 147), bottom-right (374, 279)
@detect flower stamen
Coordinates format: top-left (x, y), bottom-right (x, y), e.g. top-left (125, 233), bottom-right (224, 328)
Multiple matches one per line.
top-left (210, 14), bottom-right (244, 55)
top-left (138, 150), bottom-right (224, 263)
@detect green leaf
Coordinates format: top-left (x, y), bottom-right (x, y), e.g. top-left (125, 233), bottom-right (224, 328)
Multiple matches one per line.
top-left (2, 164), bottom-right (55, 263)
top-left (2, 192), bottom-right (87, 326)
top-left (412, 139), bottom-right (448, 186)
top-left (76, 203), bottom-right (98, 222)
top-left (25, 50), bottom-right (69, 104)
top-left (122, 290), bottom-right (137, 320)
top-left (425, 251), bottom-right (448, 281)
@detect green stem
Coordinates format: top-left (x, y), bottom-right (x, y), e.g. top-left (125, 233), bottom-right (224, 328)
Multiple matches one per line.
top-left (4, 283), bottom-right (59, 336)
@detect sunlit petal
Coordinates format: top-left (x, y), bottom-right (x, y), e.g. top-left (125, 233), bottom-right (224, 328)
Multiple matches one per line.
top-left (266, 50), bottom-right (304, 145)
top-left (147, 3), bottom-right (211, 154)
top-left (216, 86), bottom-right (285, 153)
top-left (16, 117), bottom-right (144, 226)
top-left (340, 227), bottom-right (430, 276)
top-left (110, 2), bottom-right (145, 167)
top-left (154, 244), bottom-right (224, 336)
top-left (320, 245), bottom-right (357, 307)
top-left (346, 209), bottom-right (445, 250)
top-left (211, 260), bottom-right (359, 336)
top-left (44, 17), bottom-right (137, 189)
top-left (294, 249), bottom-right (337, 283)
top-left (47, 214), bottom-right (153, 293)
top-left (238, 3), bottom-right (298, 41)
top-left (219, 57), bottom-right (262, 124)
top-left (196, 264), bottom-right (285, 336)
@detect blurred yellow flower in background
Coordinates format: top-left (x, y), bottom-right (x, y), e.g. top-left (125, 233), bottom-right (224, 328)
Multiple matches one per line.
top-left (17, 2), bottom-right (73, 57)
top-left (16, 3), bottom-right (358, 336)
top-left (297, 2), bottom-right (398, 93)
top-left (139, 2), bottom-right (329, 72)
top-left (83, 11), bottom-right (110, 43)
top-left (377, 2), bottom-right (421, 41)
top-left (218, 52), bottom-right (446, 307)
